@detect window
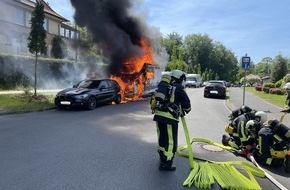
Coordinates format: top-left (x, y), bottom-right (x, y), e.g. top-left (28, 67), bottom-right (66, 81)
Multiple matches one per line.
top-left (26, 12), bottom-right (31, 27)
top-left (99, 81), bottom-right (109, 89)
top-left (65, 29), bottom-right (70, 38)
top-left (43, 18), bottom-right (47, 31)
top-left (71, 31), bottom-right (75, 39)
top-left (5, 35), bottom-right (12, 45)
top-left (60, 27), bottom-right (64, 36)
top-left (16, 9), bottom-right (25, 25)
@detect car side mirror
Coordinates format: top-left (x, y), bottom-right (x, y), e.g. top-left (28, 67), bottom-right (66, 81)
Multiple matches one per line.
top-left (100, 85), bottom-right (105, 90)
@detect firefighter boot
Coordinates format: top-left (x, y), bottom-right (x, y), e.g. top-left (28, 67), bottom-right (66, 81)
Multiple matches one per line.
top-left (222, 134), bottom-right (231, 146)
top-left (285, 152), bottom-right (290, 173)
top-left (159, 162), bottom-right (176, 171)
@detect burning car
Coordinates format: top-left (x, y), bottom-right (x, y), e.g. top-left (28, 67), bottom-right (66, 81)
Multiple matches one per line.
top-left (109, 39), bottom-right (161, 102)
top-left (54, 79), bottom-right (121, 110)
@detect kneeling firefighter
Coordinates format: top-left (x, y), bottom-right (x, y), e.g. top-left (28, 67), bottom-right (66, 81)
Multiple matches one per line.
top-left (152, 70), bottom-right (191, 171)
top-left (222, 111), bottom-right (267, 149)
top-left (256, 119), bottom-right (290, 170)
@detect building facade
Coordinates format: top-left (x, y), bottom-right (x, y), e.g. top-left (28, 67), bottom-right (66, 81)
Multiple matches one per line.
top-left (0, 0), bottom-right (78, 59)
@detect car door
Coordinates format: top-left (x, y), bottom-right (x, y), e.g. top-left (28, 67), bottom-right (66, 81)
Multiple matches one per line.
top-left (98, 80), bottom-right (113, 102)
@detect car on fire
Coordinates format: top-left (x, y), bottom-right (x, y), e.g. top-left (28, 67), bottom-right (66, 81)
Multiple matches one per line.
top-left (54, 79), bottom-right (121, 110)
top-left (203, 80), bottom-right (227, 99)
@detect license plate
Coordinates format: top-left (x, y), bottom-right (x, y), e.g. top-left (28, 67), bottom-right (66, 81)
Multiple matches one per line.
top-left (60, 101), bottom-right (71, 105)
top-left (210, 90), bottom-right (218, 94)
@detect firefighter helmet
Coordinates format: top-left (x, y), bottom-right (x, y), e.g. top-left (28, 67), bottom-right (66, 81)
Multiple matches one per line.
top-left (246, 120), bottom-right (256, 137)
top-left (171, 70), bottom-right (186, 83)
top-left (255, 111), bottom-right (267, 124)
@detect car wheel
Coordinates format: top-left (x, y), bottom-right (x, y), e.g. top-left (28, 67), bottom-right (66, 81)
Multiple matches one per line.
top-left (114, 94), bottom-right (121, 104)
top-left (203, 93), bottom-right (207, 98)
top-left (57, 105), bottom-right (67, 110)
top-left (87, 96), bottom-right (97, 110)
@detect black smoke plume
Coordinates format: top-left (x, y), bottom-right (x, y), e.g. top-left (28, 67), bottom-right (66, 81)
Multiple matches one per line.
top-left (70, 0), bottom-right (149, 76)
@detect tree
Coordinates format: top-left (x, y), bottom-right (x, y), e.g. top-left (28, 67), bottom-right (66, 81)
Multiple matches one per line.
top-left (271, 54), bottom-right (288, 83)
top-left (183, 34), bottom-right (213, 71)
top-left (161, 32), bottom-right (183, 62)
top-left (254, 57), bottom-right (273, 77)
top-left (165, 58), bottom-right (188, 72)
top-left (51, 36), bottom-right (68, 59)
top-left (27, 1), bottom-right (47, 96)
top-left (240, 74), bottom-right (261, 86)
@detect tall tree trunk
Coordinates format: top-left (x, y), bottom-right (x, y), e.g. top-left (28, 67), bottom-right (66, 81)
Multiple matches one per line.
top-left (34, 52), bottom-right (38, 97)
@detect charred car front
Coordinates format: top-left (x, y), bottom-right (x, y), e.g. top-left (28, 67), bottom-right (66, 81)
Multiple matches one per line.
top-left (55, 79), bottom-right (121, 110)
top-left (203, 80), bottom-right (227, 99)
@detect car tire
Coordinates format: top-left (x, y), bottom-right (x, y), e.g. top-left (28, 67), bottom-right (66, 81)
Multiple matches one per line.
top-left (114, 94), bottom-right (121, 104)
top-left (87, 96), bottom-right (97, 110)
top-left (204, 93), bottom-right (207, 98)
top-left (57, 105), bottom-right (67, 110)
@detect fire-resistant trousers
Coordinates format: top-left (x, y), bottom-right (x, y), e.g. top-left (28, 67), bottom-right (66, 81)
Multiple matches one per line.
top-left (156, 121), bottom-right (178, 166)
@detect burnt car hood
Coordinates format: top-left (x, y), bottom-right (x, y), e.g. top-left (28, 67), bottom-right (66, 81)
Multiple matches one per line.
top-left (57, 88), bottom-right (92, 95)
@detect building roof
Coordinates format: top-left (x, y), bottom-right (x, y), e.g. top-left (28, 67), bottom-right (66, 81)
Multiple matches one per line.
top-left (15, 0), bottom-right (69, 22)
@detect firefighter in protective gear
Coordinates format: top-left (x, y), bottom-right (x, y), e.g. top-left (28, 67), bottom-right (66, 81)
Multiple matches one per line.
top-left (153, 69), bottom-right (191, 171)
top-left (282, 85), bottom-right (290, 113)
top-left (237, 120), bottom-right (263, 157)
top-left (254, 119), bottom-right (290, 167)
top-left (229, 105), bottom-right (256, 121)
top-left (222, 111), bottom-right (267, 150)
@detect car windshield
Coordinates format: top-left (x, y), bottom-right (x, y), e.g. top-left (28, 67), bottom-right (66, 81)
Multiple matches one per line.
top-left (76, 80), bottom-right (101, 89)
top-left (208, 81), bottom-right (224, 86)
top-left (187, 77), bottom-right (197, 81)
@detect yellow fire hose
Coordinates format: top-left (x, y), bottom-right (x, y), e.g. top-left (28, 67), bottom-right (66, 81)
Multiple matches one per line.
top-left (179, 114), bottom-right (288, 190)
top-left (177, 114), bottom-right (287, 190)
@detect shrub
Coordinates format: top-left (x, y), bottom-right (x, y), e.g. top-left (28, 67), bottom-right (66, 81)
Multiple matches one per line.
top-left (263, 82), bottom-right (275, 88)
top-left (263, 87), bottom-right (270, 93)
top-left (275, 79), bottom-right (282, 88)
top-left (269, 88), bottom-right (284, 95)
top-left (283, 74), bottom-right (290, 83)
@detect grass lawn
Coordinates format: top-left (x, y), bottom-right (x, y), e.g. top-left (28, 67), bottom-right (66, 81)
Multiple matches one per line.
top-left (245, 87), bottom-right (287, 108)
top-left (0, 93), bottom-right (55, 113)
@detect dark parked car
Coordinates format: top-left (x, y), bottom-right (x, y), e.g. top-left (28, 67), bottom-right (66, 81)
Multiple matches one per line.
top-left (204, 80), bottom-right (227, 99)
top-left (55, 79), bottom-right (121, 110)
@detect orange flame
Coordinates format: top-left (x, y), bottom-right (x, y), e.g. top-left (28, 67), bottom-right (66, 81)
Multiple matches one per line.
top-left (110, 38), bottom-right (154, 102)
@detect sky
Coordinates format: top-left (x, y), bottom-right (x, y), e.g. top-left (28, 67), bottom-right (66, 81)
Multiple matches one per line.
top-left (46, 0), bottom-right (290, 64)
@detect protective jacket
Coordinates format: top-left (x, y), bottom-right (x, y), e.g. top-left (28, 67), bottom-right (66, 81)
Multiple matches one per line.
top-left (231, 114), bottom-right (250, 147)
top-left (257, 127), bottom-right (284, 166)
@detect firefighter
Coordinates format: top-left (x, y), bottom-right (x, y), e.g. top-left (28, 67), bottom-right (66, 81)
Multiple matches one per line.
top-left (252, 119), bottom-right (290, 167)
top-left (153, 69), bottom-right (191, 171)
top-left (222, 111), bottom-right (267, 150)
top-left (282, 86), bottom-right (290, 113)
top-left (229, 105), bottom-right (256, 121)
top-left (237, 119), bottom-right (263, 157)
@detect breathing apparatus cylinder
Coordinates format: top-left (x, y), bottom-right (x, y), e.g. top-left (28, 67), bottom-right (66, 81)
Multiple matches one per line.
top-left (269, 119), bottom-right (290, 142)
top-left (154, 74), bottom-right (171, 103)
top-left (230, 106), bottom-right (253, 120)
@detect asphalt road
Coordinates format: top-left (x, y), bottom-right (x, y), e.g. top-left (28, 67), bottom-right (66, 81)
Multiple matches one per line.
top-left (0, 87), bottom-right (289, 190)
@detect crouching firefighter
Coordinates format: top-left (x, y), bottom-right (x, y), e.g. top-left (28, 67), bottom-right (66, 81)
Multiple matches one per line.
top-left (255, 119), bottom-right (290, 171)
top-left (151, 70), bottom-right (191, 171)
